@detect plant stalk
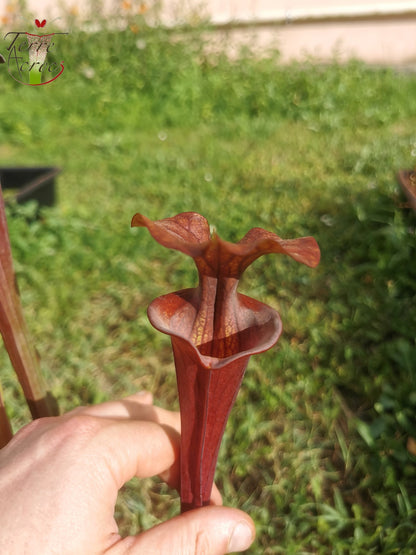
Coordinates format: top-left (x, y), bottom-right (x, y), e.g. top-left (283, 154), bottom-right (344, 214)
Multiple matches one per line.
top-left (0, 185), bottom-right (58, 423)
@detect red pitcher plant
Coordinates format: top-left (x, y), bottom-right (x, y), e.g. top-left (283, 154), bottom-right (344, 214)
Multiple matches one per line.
top-left (132, 212), bottom-right (320, 512)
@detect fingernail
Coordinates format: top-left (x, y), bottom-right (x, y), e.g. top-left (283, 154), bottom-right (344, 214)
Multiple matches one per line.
top-left (227, 521), bottom-right (254, 553)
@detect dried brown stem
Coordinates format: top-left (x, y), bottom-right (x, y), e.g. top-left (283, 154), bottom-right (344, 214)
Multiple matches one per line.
top-left (0, 185), bottom-right (58, 429)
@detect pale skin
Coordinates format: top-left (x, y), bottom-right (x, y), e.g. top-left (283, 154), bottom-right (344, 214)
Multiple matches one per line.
top-left (0, 391), bottom-right (255, 554)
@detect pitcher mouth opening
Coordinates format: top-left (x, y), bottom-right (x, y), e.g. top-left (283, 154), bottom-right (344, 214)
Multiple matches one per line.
top-left (149, 290), bottom-right (282, 369)
top-left (195, 319), bottom-right (279, 358)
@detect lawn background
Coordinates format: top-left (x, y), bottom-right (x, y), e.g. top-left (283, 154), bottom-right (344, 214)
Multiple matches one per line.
top-left (1, 4), bottom-right (416, 553)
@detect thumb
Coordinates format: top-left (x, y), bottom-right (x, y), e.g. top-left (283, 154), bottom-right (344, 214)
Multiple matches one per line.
top-left (116, 506), bottom-right (255, 555)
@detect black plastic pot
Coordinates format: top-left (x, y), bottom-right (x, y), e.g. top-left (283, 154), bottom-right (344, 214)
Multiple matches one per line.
top-left (0, 167), bottom-right (60, 207)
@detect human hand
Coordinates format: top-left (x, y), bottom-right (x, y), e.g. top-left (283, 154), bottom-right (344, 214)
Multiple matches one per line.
top-left (0, 392), bottom-right (255, 554)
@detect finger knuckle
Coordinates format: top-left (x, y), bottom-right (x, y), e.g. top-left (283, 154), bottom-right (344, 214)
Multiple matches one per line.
top-left (36, 413), bottom-right (103, 456)
top-left (58, 413), bottom-right (103, 442)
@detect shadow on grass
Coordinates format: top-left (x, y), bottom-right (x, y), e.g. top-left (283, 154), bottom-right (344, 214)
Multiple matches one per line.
top-left (306, 173), bottom-right (416, 542)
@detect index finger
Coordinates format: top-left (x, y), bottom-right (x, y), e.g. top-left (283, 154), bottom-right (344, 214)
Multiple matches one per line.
top-left (93, 419), bottom-right (179, 485)
top-left (71, 392), bottom-right (181, 433)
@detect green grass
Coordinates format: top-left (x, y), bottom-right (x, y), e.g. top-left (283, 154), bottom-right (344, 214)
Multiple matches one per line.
top-left (1, 15), bottom-right (416, 553)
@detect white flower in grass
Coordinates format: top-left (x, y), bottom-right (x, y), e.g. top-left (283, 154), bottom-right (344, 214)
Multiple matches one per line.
top-left (136, 39), bottom-right (146, 50)
top-left (81, 66), bottom-right (95, 79)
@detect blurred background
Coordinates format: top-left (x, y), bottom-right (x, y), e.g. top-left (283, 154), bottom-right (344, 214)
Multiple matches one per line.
top-left (2, 0), bottom-right (416, 63)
